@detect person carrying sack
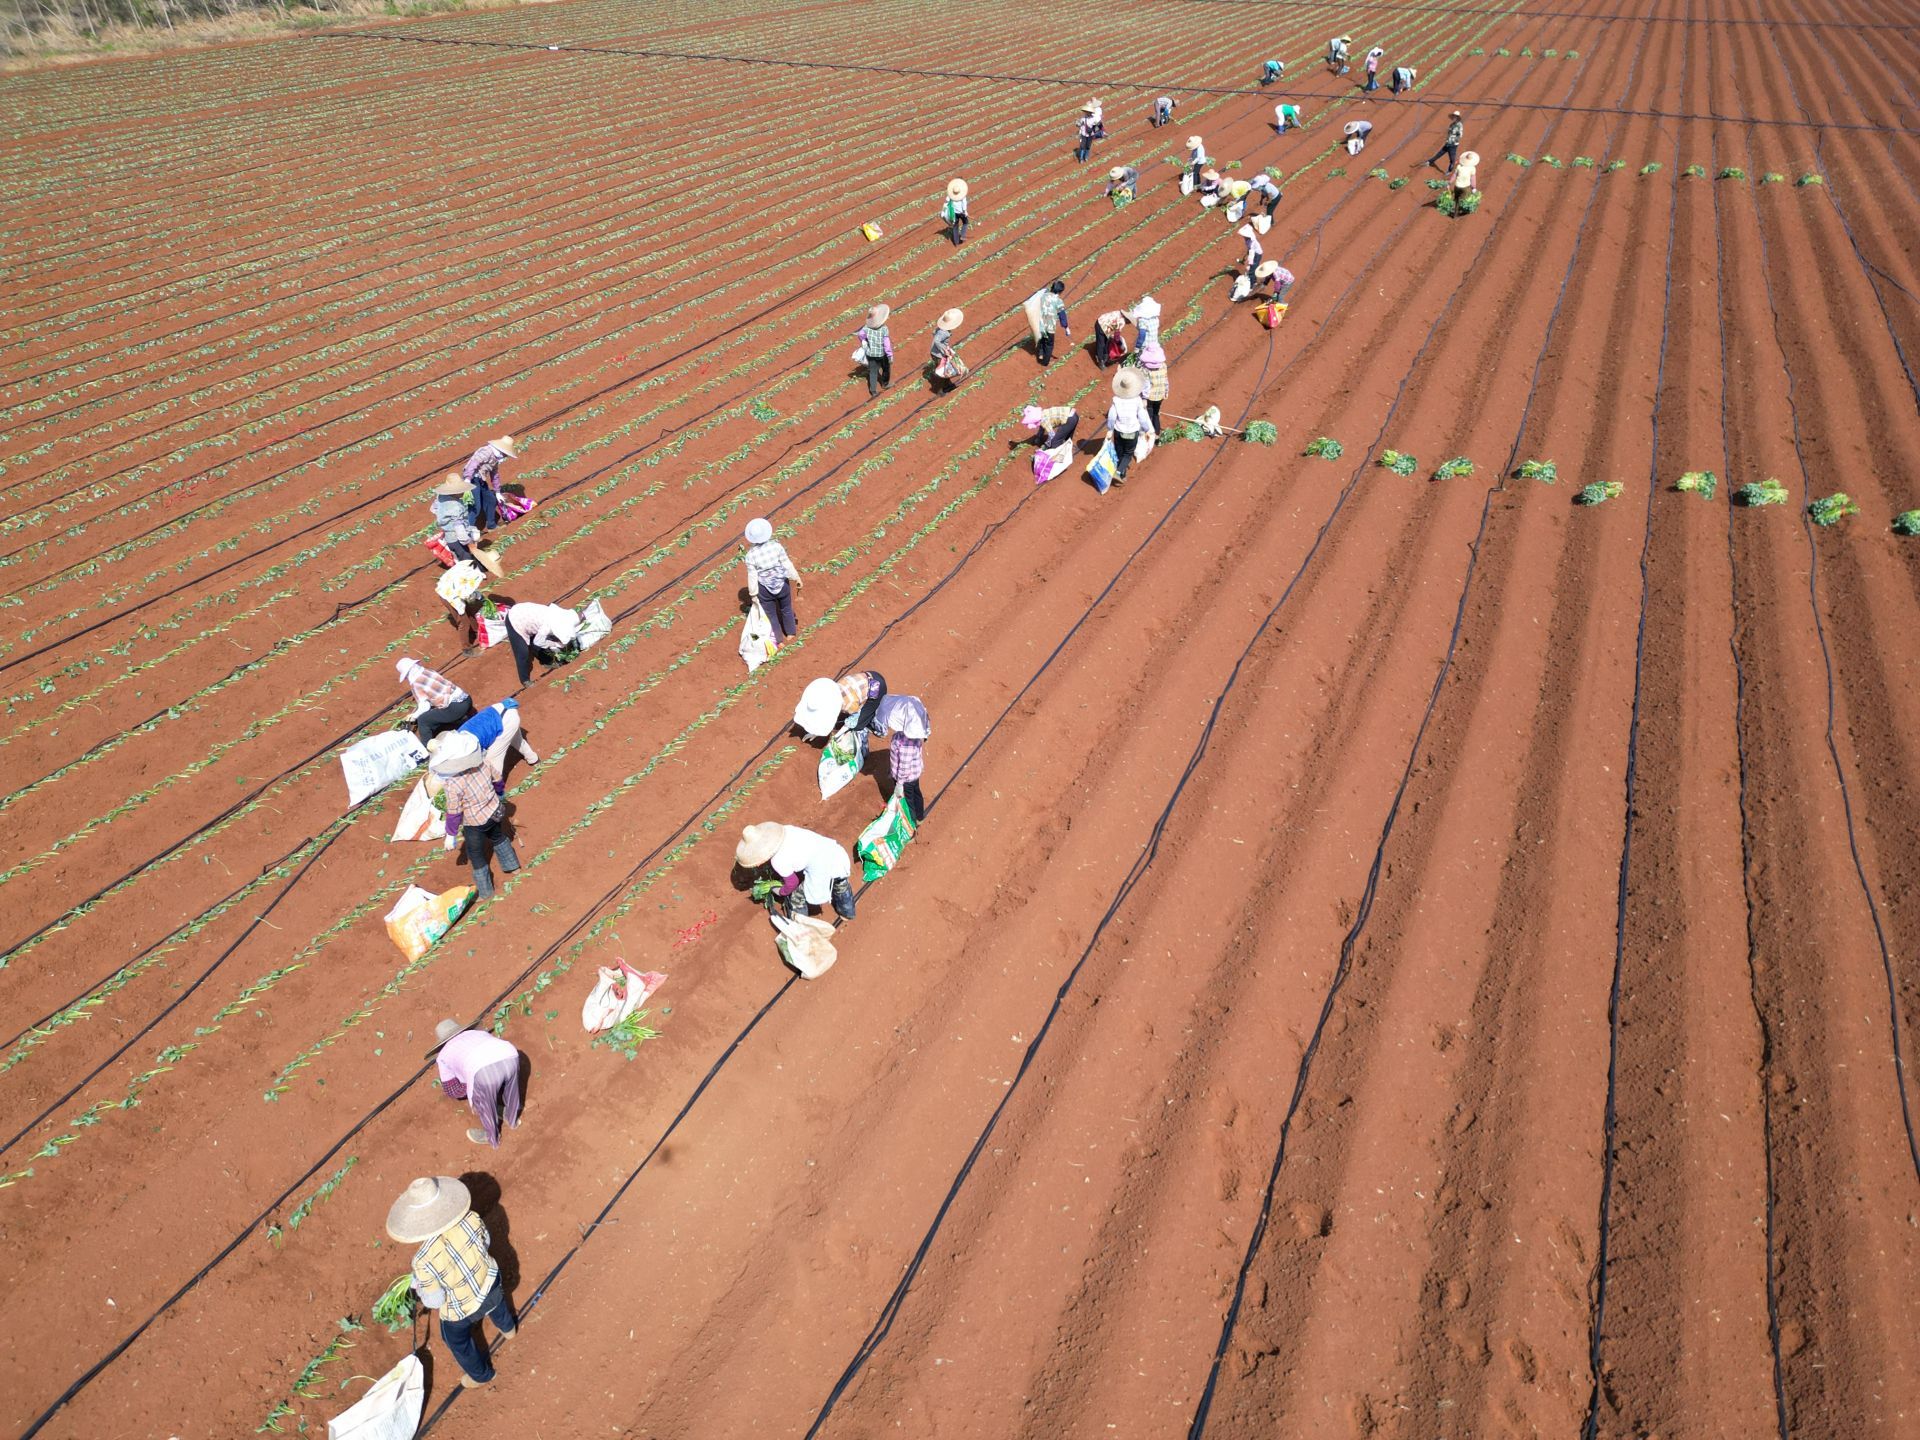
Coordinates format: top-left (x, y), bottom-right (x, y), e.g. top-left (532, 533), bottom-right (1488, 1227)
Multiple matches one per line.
top-left (1185, 134), bottom-right (1208, 187)
top-left (398, 657), bottom-right (473, 747)
top-left (870, 694), bottom-right (932, 822)
top-left (930, 308), bottom-right (967, 392)
top-left (742, 517), bottom-right (803, 647)
top-left (943, 179), bottom-right (969, 245)
top-left (1035, 279), bottom-right (1071, 367)
top-left (736, 823), bottom-right (857, 921)
top-left (388, 1176), bottom-right (517, 1389)
top-left (1139, 342), bottom-right (1170, 431)
top-left (427, 1020), bottom-right (523, 1146)
top-left (1075, 104), bottom-right (1098, 163)
top-left (1106, 369), bottom-right (1156, 484)
top-left (428, 730), bottom-right (520, 901)
top-left (461, 435), bottom-right (518, 533)
top-left (854, 303), bottom-right (893, 396)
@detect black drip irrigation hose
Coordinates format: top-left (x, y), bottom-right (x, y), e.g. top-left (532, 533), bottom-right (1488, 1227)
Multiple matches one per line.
top-left (1166, 0), bottom-right (1915, 30)
top-left (311, 28), bottom-right (1920, 135)
top-left (1706, 131), bottom-right (1793, 1440)
top-left (1187, 37), bottom-right (1642, 1433)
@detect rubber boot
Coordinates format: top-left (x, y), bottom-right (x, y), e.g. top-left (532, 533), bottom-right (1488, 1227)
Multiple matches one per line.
top-left (471, 865), bottom-right (495, 901)
top-left (784, 888), bottom-right (807, 921)
top-left (831, 877), bottom-right (857, 921)
top-left (494, 836), bottom-right (521, 875)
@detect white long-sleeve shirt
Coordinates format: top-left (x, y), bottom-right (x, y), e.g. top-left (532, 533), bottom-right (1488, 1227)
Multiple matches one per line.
top-left (506, 601), bottom-right (578, 649)
top-left (1106, 396), bottom-right (1154, 438)
top-left (770, 826), bottom-right (851, 906)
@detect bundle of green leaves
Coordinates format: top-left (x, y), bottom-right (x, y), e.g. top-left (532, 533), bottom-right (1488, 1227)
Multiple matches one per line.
top-left (1304, 436), bottom-right (1344, 459)
top-left (1434, 457), bottom-right (1475, 481)
top-left (1578, 481), bottom-right (1624, 505)
top-left (1506, 153), bottom-right (1531, 167)
top-left (1675, 470), bottom-right (1717, 500)
top-left (372, 1275), bottom-right (417, 1333)
top-left (1517, 459), bottom-right (1557, 483)
top-left (1437, 189), bottom-right (1482, 215)
top-left (1718, 166), bottom-right (1747, 180)
top-left (1379, 450), bottom-right (1418, 476)
top-left (1798, 173), bottom-right (1825, 186)
top-left (1807, 492), bottom-right (1860, 526)
top-left (1684, 164), bottom-right (1707, 177)
top-left (1893, 510), bottom-right (1920, 536)
top-left (1243, 421), bottom-right (1279, 446)
top-left (1736, 477), bottom-right (1789, 506)
top-left (1641, 162), bottom-right (1664, 175)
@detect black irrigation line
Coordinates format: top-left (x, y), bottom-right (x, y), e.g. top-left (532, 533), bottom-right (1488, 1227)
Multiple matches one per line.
top-left (1706, 131), bottom-right (1793, 1440)
top-left (314, 27), bottom-right (1920, 135)
top-left (1169, 0), bottom-right (1919, 30)
top-left (1187, 40), bottom-right (1636, 1434)
top-left (1576, 82), bottom-right (1687, 1440)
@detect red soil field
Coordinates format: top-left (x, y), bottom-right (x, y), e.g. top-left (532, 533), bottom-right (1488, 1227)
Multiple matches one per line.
top-left (2, 0), bottom-right (1917, 1435)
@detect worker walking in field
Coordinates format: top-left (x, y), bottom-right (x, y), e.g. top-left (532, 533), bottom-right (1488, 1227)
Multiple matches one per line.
top-left (1106, 369), bottom-right (1156, 484)
top-left (943, 179), bottom-right (970, 245)
top-left (871, 693), bottom-right (932, 822)
top-left (1075, 105), bottom-right (1099, 163)
top-left (743, 517), bottom-right (803, 648)
top-left (1185, 134), bottom-right (1208, 187)
top-left (1276, 100), bottom-right (1304, 132)
top-left (736, 823), bottom-right (857, 920)
top-left (1035, 279), bottom-right (1071, 367)
top-left (1363, 46), bottom-right (1384, 91)
top-left (1139, 342), bottom-right (1170, 432)
top-left (428, 1020), bottom-right (524, 1146)
top-left (855, 303), bottom-right (893, 397)
top-left (1450, 151), bottom-right (1482, 215)
top-left (930, 308), bottom-right (967, 391)
top-left (398, 657), bottom-right (473, 746)
top-left (462, 435), bottom-right (518, 533)
top-left (795, 671), bottom-right (890, 739)
top-left (1428, 110), bottom-right (1465, 172)
top-left (1390, 64), bottom-right (1417, 94)
top-left (428, 731), bottom-right (520, 900)
top-left (502, 600), bottom-right (581, 685)
top-left (388, 1176), bottom-right (517, 1389)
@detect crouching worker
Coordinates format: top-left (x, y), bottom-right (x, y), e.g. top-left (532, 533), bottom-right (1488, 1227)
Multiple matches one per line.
top-left (872, 693), bottom-right (931, 822)
top-left (388, 1176), bottom-right (517, 1390)
top-left (1106, 165), bottom-right (1138, 202)
top-left (1021, 402), bottom-right (1080, 451)
top-left (457, 696), bottom-right (539, 775)
top-left (427, 731), bottom-right (520, 901)
top-left (399, 657), bottom-right (472, 747)
top-left (503, 601), bottom-right (580, 685)
top-left (794, 671), bottom-right (889, 739)
top-left (736, 822), bottom-right (856, 921)
top-left (427, 1019), bottom-right (523, 1147)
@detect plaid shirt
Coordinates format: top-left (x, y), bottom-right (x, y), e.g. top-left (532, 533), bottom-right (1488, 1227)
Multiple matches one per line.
top-left (889, 735), bottom-right (925, 782)
top-left (408, 666), bottom-right (466, 711)
top-left (838, 671), bottom-right (881, 714)
top-left (440, 765), bottom-right (502, 830)
top-left (412, 1213), bottom-right (498, 1321)
top-left (462, 443), bottom-right (507, 490)
top-left (745, 538), bottom-right (794, 594)
top-left (1145, 364), bottom-right (1170, 402)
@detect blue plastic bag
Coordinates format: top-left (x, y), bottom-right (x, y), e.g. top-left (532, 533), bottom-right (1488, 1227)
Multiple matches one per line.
top-left (1087, 440), bottom-right (1117, 494)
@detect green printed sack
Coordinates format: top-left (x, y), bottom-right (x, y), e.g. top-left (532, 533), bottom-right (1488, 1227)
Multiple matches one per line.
top-left (857, 794), bottom-right (918, 881)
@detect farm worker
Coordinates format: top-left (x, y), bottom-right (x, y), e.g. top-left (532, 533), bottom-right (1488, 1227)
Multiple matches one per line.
top-left (1363, 45), bottom-right (1384, 91)
top-left (930, 308), bottom-right (967, 392)
top-left (1035, 279), bottom-right (1071, 367)
top-left (503, 601), bottom-right (580, 685)
top-left (871, 693), bottom-right (932, 822)
top-left (1390, 64), bottom-right (1417, 93)
top-left (943, 179), bottom-right (969, 246)
top-left (398, 657), bottom-right (472, 747)
top-left (1246, 171), bottom-right (1283, 214)
top-left (387, 1175), bottom-right (517, 1389)
top-left (794, 671), bottom-right (890, 739)
top-left (1086, 97), bottom-right (1105, 130)
top-left (1185, 134), bottom-right (1208, 185)
top-left (1107, 165), bottom-right (1139, 201)
top-left (1139, 342), bottom-right (1170, 432)
top-left (1276, 101), bottom-right (1304, 132)
top-left (735, 823), bottom-right (857, 921)
top-left (428, 1020), bottom-right (523, 1146)
top-left (462, 435), bottom-right (518, 533)
top-left (1129, 293), bottom-right (1162, 348)
top-left (1022, 402), bottom-right (1080, 450)
top-left (1153, 95), bottom-right (1175, 127)
top-left (1451, 151), bottom-right (1482, 213)
top-left (432, 474), bottom-right (482, 567)
top-left (1344, 119), bottom-right (1373, 155)
top-left (456, 697), bottom-right (539, 774)
top-left (1255, 260), bottom-right (1296, 304)
top-left (743, 517), bottom-right (802, 646)
top-left (1428, 110), bottom-right (1464, 172)
top-left (1328, 35), bottom-right (1352, 73)
top-left (1075, 105), bottom-right (1098, 164)
top-left (1261, 58), bottom-right (1284, 84)
top-left (855, 303), bottom-right (893, 397)
top-left (1106, 368), bottom-right (1156, 484)
top-left (429, 730), bottom-right (520, 899)
top-left (1094, 311), bottom-right (1130, 369)
top-left (1197, 167), bottom-right (1224, 202)
top-left (1236, 223), bottom-right (1264, 279)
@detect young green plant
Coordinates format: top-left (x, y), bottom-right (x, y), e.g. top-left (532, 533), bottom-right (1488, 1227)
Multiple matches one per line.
top-left (1675, 470), bottom-right (1717, 500)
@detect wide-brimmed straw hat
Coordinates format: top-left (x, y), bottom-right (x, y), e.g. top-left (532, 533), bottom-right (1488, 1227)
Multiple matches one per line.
top-left (434, 472), bottom-right (469, 498)
top-left (1081, 101), bottom-right (1098, 113)
top-left (1451, 109), bottom-right (1462, 117)
top-left (428, 731), bottom-right (484, 776)
top-left (866, 303), bottom-right (890, 327)
top-left (937, 307), bottom-right (965, 331)
top-left (946, 178), bottom-right (968, 199)
top-left (1459, 151), bottom-right (1480, 168)
top-left (1201, 168), bottom-right (1221, 182)
top-left (736, 823), bottom-right (787, 868)
top-left (1113, 368), bottom-right (1146, 398)
top-left (794, 678), bottom-right (842, 738)
top-left (491, 435), bottom-right (518, 459)
top-left (396, 657), bottom-right (420, 682)
top-left (1255, 260), bottom-right (1280, 280)
top-left (1186, 135), bottom-right (1203, 149)
top-left (744, 517), bottom-right (773, 545)
top-left (1109, 166), bottom-right (1129, 181)
top-left (1130, 295), bottom-right (1161, 320)
top-left (387, 1176), bottom-right (471, 1243)
top-left (425, 1017), bottom-right (464, 1058)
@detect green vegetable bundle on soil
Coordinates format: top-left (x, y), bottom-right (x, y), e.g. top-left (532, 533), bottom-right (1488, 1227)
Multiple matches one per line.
top-left (1437, 189), bottom-right (1481, 216)
top-left (1736, 477), bottom-right (1790, 506)
top-left (1379, 450), bottom-right (1418, 476)
top-left (1893, 510), bottom-right (1920, 536)
top-left (1368, 167), bottom-right (1391, 181)
top-left (1798, 173), bottom-right (1825, 186)
top-left (1389, 176), bottom-right (1409, 190)
top-left (1641, 162), bottom-right (1663, 175)
top-left (1572, 155), bottom-right (1596, 168)
top-left (1808, 493), bottom-right (1860, 526)
top-left (1242, 421), bottom-right (1279, 446)
top-left (1517, 459), bottom-right (1557, 483)
top-left (1578, 481), bottom-right (1624, 505)
top-left (1540, 154), bottom-right (1566, 168)
top-left (1718, 166), bottom-right (1746, 180)
top-left (1506, 153), bottom-right (1531, 168)
top-left (1684, 164), bottom-right (1707, 177)
top-left (1304, 436), bottom-right (1344, 459)
top-left (1606, 160), bottom-right (1626, 172)
top-left (1761, 172), bottom-right (1786, 185)
top-left (1434, 457), bottom-right (1475, 481)
top-left (1675, 470), bottom-right (1717, 500)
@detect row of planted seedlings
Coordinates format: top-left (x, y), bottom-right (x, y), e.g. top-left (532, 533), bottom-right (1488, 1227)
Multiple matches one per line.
top-left (0, 9), bottom-right (1255, 598)
top-left (0, 10), bottom-right (1294, 713)
top-left (0, 8), bottom-right (1219, 506)
top-left (0, 73), bottom-right (1357, 1191)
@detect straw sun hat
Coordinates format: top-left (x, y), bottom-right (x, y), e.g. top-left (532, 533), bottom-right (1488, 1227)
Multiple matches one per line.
top-left (434, 472), bottom-right (469, 498)
top-left (736, 823), bottom-right (787, 868)
top-left (423, 1017), bottom-right (464, 1058)
top-left (937, 307), bottom-right (965, 331)
top-left (428, 731), bottom-right (484, 776)
top-left (1186, 135), bottom-right (1203, 149)
top-left (491, 435), bottom-right (518, 458)
top-left (946, 178), bottom-right (968, 199)
top-left (386, 1175), bottom-right (471, 1243)
top-left (1109, 166), bottom-right (1129, 180)
top-left (1255, 260), bottom-right (1280, 280)
top-left (1201, 168), bottom-right (1221, 182)
top-left (1113, 368), bottom-right (1146, 399)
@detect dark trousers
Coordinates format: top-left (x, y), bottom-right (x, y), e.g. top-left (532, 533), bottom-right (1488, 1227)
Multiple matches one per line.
top-left (949, 213), bottom-right (968, 245)
top-left (1265, 190), bottom-right (1282, 214)
top-left (1041, 415), bottom-right (1079, 450)
top-left (447, 539), bottom-right (476, 566)
top-left (1076, 134), bottom-right (1092, 162)
top-left (464, 813), bottom-right (519, 899)
top-left (507, 624), bottom-right (534, 684)
top-left (1113, 431), bottom-right (1141, 479)
top-left (865, 354), bottom-right (891, 396)
top-left (469, 483), bottom-right (498, 531)
top-left (1430, 140), bottom-right (1459, 171)
top-left (1146, 399), bottom-right (1162, 430)
top-left (1272, 281), bottom-right (1293, 305)
top-left (440, 1281), bottom-right (516, 1384)
top-left (899, 778), bottom-right (926, 823)
top-left (1036, 331), bottom-right (1057, 366)
top-left (1364, 71), bottom-right (1378, 91)
top-left (416, 697), bottom-right (473, 747)
top-left (757, 582), bottom-right (798, 642)
top-left (856, 672), bottom-right (888, 732)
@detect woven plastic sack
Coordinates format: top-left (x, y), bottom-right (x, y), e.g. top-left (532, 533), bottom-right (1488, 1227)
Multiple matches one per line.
top-left (860, 221), bottom-right (883, 241)
top-left (391, 778), bottom-right (442, 843)
top-left (1034, 439), bottom-right (1074, 485)
top-left (857, 793), bottom-right (919, 882)
top-left (739, 602), bottom-right (777, 672)
top-left (477, 614), bottom-right (509, 649)
top-left (1251, 214), bottom-right (1272, 235)
top-left (1179, 172), bottom-right (1194, 195)
top-left (497, 491), bottom-right (536, 522)
top-left (435, 560), bottom-right (487, 608)
top-left (425, 535), bottom-right (457, 568)
top-left (819, 721), bottom-right (869, 799)
top-left (578, 598), bottom-right (612, 650)
top-left (1229, 273), bottom-right (1253, 302)
top-left (383, 885), bottom-right (472, 963)
top-left (1225, 199), bottom-right (1245, 222)
top-left (1086, 439), bottom-right (1118, 494)
top-left (1256, 301), bottom-right (1289, 330)
top-left (773, 913), bottom-right (838, 979)
top-left (342, 731), bottom-right (427, 807)
top-left (581, 962), bottom-right (666, 1033)
top-left (329, 1353), bottom-right (423, 1440)
top-left (1200, 193), bottom-right (1220, 208)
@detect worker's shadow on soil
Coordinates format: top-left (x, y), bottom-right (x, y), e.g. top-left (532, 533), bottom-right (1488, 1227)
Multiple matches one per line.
top-left (460, 1171), bottom-right (522, 1297)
